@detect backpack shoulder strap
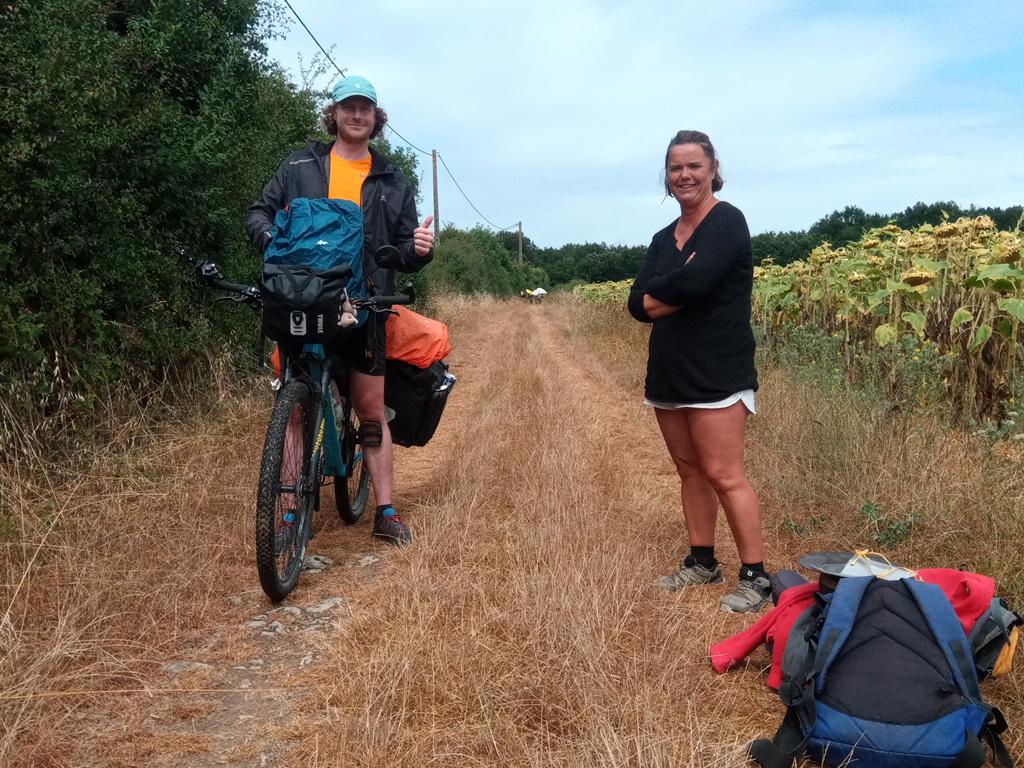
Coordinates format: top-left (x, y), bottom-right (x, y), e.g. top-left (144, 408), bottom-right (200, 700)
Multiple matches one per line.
top-left (905, 578), bottom-right (982, 701)
top-left (748, 599), bottom-right (828, 767)
top-left (950, 727), bottom-right (1015, 768)
top-left (813, 576), bottom-right (874, 692)
top-left (747, 578), bottom-right (875, 768)
top-left (906, 579), bottom-right (1016, 768)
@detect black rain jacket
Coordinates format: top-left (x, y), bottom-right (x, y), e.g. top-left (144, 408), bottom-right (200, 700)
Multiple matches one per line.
top-left (627, 201), bottom-right (758, 403)
top-left (245, 141), bottom-right (432, 294)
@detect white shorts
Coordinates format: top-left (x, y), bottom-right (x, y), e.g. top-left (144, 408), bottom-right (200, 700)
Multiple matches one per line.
top-left (644, 388), bottom-right (757, 415)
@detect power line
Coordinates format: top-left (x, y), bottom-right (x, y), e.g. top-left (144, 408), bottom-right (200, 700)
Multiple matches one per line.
top-left (281, 0), bottom-right (345, 78)
top-left (281, 1), bottom-right (431, 160)
top-left (385, 125), bottom-right (431, 157)
top-left (436, 152), bottom-right (518, 232)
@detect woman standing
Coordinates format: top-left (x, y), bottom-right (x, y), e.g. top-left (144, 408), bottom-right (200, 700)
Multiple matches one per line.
top-left (628, 130), bottom-right (769, 613)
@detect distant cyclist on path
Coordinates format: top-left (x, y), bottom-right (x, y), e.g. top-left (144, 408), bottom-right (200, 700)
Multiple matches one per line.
top-left (246, 75), bottom-right (434, 546)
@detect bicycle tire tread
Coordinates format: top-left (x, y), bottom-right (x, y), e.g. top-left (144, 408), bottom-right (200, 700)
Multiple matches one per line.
top-left (255, 380), bottom-right (311, 602)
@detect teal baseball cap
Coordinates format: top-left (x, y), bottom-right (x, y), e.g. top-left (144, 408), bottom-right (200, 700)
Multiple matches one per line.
top-left (332, 76), bottom-right (377, 105)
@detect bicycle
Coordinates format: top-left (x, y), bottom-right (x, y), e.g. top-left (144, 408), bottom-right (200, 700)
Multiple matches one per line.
top-left (194, 249), bottom-right (413, 601)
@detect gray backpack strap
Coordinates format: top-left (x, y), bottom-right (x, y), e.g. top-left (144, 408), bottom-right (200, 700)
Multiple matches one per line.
top-left (951, 721), bottom-right (1015, 768)
top-left (747, 602), bottom-right (824, 767)
top-left (968, 597), bottom-right (1022, 680)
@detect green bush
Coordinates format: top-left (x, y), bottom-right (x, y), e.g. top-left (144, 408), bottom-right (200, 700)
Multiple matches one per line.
top-left (414, 226), bottom-right (548, 299)
top-left (0, 0), bottom-right (318, 417)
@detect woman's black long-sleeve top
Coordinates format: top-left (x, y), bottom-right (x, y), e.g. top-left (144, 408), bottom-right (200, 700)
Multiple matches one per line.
top-left (627, 201), bottom-right (758, 403)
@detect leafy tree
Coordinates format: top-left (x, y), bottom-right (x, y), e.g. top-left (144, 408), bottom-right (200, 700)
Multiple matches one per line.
top-left (0, 0), bottom-right (319, 414)
top-left (808, 205), bottom-right (887, 246)
top-left (371, 136), bottom-right (422, 205)
top-left (414, 226), bottom-right (547, 298)
top-left (527, 241), bottom-right (645, 287)
top-left (752, 231), bottom-right (819, 266)
top-left (496, 229), bottom-right (540, 265)
top-left (965, 204), bottom-right (1023, 231)
top-left (896, 201), bottom-right (964, 229)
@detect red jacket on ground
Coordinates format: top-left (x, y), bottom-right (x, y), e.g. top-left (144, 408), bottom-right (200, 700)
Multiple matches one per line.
top-left (709, 568), bottom-right (995, 690)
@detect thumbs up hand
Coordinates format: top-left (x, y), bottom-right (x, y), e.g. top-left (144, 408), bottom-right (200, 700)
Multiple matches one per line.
top-left (413, 215), bottom-right (435, 257)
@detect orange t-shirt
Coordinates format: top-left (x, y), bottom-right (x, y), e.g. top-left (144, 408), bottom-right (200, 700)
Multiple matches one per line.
top-left (328, 151), bottom-right (371, 205)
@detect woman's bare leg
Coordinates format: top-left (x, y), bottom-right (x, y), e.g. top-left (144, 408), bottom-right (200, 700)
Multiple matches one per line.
top-left (655, 408), bottom-right (719, 547)
top-left (685, 403), bottom-right (763, 564)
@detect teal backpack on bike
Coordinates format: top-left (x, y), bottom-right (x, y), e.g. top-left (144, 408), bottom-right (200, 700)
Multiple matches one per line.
top-left (261, 197), bottom-right (367, 344)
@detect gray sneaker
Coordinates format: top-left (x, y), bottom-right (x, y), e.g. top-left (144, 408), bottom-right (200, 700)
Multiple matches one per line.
top-left (658, 556), bottom-right (724, 592)
top-left (720, 574), bottom-right (772, 613)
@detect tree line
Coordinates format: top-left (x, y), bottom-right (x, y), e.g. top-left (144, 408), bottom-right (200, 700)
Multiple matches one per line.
top-left (504, 202), bottom-right (1023, 291)
top-left (751, 202), bottom-right (1023, 267)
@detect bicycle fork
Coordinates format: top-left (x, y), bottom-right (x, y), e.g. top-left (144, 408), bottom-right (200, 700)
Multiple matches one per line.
top-left (305, 366), bottom-right (333, 538)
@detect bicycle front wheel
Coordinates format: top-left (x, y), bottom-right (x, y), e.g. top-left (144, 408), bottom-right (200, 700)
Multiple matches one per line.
top-left (256, 380), bottom-right (313, 602)
top-left (334, 388), bottom-right (371, 525)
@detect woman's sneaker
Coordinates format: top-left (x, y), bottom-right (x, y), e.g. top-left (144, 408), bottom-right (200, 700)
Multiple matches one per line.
top-left (720, 572), bottom-right (772, 613)
top-left (372, 507), bottom-right (412, 546)
top-left (657, 556), bottom-right (724, 591)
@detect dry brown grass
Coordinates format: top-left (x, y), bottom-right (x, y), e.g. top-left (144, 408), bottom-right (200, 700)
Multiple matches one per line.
top-left (0, 362), bottom-right (269, 766)
top-left (2, 294), bottom-right (1021, 766)
top-left (291, 296), bottom-right (768, 766)
top-left (561, 297), bottom-right (1024, 603)
top-left (750, 368), bottom-right (1024, 600)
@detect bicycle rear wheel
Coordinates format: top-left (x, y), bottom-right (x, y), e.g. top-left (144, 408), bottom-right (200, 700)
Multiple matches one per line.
top-left (333, 386), bottom-right (371, 524)
top-left (256, 380), bottom-right (313, 602)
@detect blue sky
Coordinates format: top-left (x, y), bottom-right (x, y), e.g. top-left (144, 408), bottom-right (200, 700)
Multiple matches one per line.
top-left (265, 0), bottom-right (1024, 248)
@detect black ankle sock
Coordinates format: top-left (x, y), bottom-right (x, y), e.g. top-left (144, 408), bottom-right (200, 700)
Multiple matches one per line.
top-left (740, 562), bottom-right (766, 581)
top-left (690, 546), bottom-right (717, 569)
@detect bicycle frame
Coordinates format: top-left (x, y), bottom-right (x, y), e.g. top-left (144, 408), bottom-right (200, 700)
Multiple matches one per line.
top-left (279, 344), bottom-right (347, 480)
top-left (190, 255), bottom-right (410, 491)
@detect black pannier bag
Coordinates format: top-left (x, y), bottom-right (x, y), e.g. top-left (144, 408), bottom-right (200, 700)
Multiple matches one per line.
top-left (261, 263), bottom-right (350, 345)
top-left (384, 359), bottom-right (456, 447)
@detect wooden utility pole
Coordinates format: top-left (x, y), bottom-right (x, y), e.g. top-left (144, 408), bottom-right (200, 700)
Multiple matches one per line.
top-left (518, 221), bottom-right (523, 265)
top-left (431, 150), bottom-right (440, 241)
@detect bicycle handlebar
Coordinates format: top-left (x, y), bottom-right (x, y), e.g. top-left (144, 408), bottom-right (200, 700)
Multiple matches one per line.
top-left (191, 260), bottom-right (263, 311)
top-left (359, 288), bottom-right (416, 308)
top-left (192, 259), bottom-right (415, 312)
top-left (209, 277), bottom-right (262, 300)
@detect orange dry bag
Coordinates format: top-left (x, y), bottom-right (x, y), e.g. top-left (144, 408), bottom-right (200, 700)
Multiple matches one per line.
top-left (385, 306), bottom-right (451, 369)
top-left (271, 345), bottom-right (283, 378)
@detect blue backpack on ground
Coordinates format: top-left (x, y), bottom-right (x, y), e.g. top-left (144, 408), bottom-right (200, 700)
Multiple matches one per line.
top-left (748, 576), bottom-right (1014, 768)
top-left (261, 198), bottom-right (367, 344)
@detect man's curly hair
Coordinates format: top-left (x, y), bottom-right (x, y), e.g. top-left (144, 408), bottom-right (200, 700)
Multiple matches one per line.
top-left (321, 103), bottom-right (388, 140)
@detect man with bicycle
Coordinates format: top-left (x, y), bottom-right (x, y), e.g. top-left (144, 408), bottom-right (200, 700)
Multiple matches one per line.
top-left (246, 75), bottom-right (434, 546)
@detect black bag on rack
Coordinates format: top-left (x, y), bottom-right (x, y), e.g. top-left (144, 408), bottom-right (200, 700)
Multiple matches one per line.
top-left (261, 263), bottom-right (351, 344)
top-left (384, 359), bottom-right (456, 447)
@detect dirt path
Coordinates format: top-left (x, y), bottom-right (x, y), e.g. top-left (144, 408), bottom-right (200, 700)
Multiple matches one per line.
top-left (91, 299), bottom-right (515, 766)
top-left (87, 297), bottom-right (789, 767)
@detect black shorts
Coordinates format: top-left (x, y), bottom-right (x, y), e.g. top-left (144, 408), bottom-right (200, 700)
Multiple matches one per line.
top-left (332, 313), bottom-right (388, 376)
